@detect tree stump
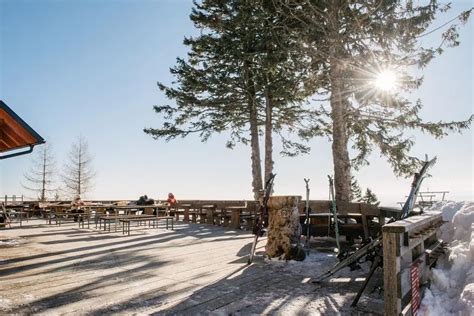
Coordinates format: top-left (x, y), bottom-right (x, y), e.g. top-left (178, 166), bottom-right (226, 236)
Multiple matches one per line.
top-left (266, 196), bottom-right (305, 261)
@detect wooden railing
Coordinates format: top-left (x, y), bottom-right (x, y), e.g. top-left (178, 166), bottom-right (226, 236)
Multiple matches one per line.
top-left (382, 212), bottom-right (444, 316)
top-left (14, 199), bottom-right (384, 235)
top-left (3, 195), bottom-right (23, 205)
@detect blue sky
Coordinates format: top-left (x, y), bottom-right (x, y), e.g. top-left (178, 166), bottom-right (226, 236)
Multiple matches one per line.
top-left (1, 0), bottom-right (473, 205)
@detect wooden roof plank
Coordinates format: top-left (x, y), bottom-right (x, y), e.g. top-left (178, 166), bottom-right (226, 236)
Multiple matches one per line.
top-left (0, 101), bottom-right (45, 157)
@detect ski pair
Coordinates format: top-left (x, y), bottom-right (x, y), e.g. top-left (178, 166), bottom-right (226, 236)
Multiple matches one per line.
top-left (248, 173), bottom-right (276, 265)
top-left (313, 157), bottom-right (437, 307)
top-left (304, 176), bottom-right (341, 254)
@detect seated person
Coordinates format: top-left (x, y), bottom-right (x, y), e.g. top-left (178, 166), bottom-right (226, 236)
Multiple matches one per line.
top-left (135, 195), bottom-right (155, 215)
top-left (72, 195), bottom-right (85, 206)
top-left (71, 195), bottom-right (85, 222)
top-left (167, 193), bottom-right (177, 206)
top-left (137, 195), bottom-right (155, 206)
top-left (137, 195), bottom-right (146, 206)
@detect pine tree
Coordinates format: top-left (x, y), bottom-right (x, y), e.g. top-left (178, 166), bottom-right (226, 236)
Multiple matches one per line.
top-left (21, 143), bottom-right (56, 202)
top-left (361, 188), bottom-right (380, 206)
top-left (62, 136), bottom-right (95, 198)
top-left (254, 1), bottom-right (323, 184)
top-left (145, 0), bottom-right (321, 199)
top-left (274, 1), bottom-right (473, 203)
top-left (350, 176), bottom-right (363, 202)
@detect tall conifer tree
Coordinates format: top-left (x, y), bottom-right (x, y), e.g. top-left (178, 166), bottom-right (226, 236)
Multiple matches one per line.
top-left (275, 1), bottom-right (473, 203)
top-left (145, 0), bottom-right (321, 199)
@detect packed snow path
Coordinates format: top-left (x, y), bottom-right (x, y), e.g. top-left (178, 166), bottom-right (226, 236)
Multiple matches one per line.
top-left (0, 220), bottom-right (383, 314)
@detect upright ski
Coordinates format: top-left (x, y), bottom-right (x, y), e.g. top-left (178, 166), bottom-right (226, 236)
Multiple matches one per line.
top-left (401, 157), bottom-right (437, 218)
top-left (328, 175), bottom-right (341, 252)
top-left (304, 178), bottom-right (311, 254)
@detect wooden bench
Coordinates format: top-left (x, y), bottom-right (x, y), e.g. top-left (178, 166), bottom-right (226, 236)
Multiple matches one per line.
top-left (53, 211), bottom-right (74, 226)
top-left (219, 202), bottom-right (248, 229)
top-left (120, 216), bottom-right (174, 236)
top-left (177, 203), bottom-right (192, 222)
top-left (184, 204), bottom-right (214, 224)
top-left (98, 215), bottom-right (157, 232)
top-left (0, 203), bottom-right (11, 229)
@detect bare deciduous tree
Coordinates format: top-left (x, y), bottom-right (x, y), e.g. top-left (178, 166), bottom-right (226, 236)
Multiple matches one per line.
top-left (62, 136), bottom-right (95, 198)
top-left (22, 143), bottom-right (56, 202)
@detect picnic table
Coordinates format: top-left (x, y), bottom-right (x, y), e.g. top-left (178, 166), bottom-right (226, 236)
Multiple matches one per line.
top-left (299, 212), bottom-right (374, 240)
top-left (98, 214), bottom-right (155, 232)
top-left (178, 203), bottom-right (192, 222)
top-left (43, 203), bottom-right (114, 225)
top-left (223, 204), bottom-right (248, 229)
top-left (201, 204), bottom-right (217, 224)
top-left (3, 205), bottom-right (29, 227)
top-left (103, 204), bottom-right (166, 232)
top-left (120, 216), bottom-right (174, 236)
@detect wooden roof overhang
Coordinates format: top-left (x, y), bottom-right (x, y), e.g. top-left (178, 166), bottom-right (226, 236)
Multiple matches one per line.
top-left (0, 100), bottom-right (45, 160)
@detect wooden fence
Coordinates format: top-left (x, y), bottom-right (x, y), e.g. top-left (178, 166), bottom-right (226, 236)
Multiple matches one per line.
top-left (11, 199), bottom-right (384, 237)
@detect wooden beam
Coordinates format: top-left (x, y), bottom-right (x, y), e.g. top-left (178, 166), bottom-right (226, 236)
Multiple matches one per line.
top-left (384, 231), bottom-right (401, 315)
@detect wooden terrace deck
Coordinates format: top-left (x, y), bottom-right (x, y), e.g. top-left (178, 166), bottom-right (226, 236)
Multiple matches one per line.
top-left (0, 219), bottom-right (383, 314)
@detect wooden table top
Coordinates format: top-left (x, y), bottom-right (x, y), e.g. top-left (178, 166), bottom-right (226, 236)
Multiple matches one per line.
top-left (201, 204), bottom-right (216, 209)
top-left (223, 206), bottom-right (248, 210)
top-left (112, 204), bottom-right (164, 209)
top-left (299, 212), bottom-right (364, 217)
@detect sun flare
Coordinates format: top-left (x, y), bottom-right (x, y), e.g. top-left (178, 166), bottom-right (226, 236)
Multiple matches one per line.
top-left (373, 69), bottom-right (398, 92)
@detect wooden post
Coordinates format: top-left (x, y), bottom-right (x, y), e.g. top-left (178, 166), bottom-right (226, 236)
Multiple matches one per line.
top-left (383, 230), bottom-right (401, 316)
top-left (361, 215), bottom-right (369, 240)
top-left (383, 212), bottom-right (443, 316)
top-left (266, 196), bottom-right (303, 260)
top-left (205, 205), bottom-right (215, 224)
top-left (231, 209), bottom-right (241, 229)
top-left (183, 205), bottom-right (190, 223)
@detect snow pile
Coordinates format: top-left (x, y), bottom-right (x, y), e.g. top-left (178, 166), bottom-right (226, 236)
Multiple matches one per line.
top-left (0, 297), bottom-right (12, 311)
top-left (0, 238), bottom-right (21, 248)
top-left (264, 244), bottom-right (372, 279)
top-left (265, 250), bottom-right (337, 273)
top-left (419, 201), bottom-right (474, 315)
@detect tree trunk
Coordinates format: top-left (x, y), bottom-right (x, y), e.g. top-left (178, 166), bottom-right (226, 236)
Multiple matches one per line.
top-left (264, 86), bottom-right (274, 186)
top-left (41, 148), bottom-right (46, 202)
top-left (78, 142), bottom-right (82, 196)
top-left (328, 2), bottom-right (351, 204)
top-left (329, 59), bottom-right (351, 204)
top-left (244, 60), bottom-right (263, 200)
top-left (266, 195), bottom-right (305, 261)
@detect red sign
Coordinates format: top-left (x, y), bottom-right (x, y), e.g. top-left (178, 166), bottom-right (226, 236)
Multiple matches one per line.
top-left (411, 261), bottom-right (421, 315)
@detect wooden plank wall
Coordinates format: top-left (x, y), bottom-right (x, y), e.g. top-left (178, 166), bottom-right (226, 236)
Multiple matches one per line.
top-left (382, 212), bottom-right (444, 316)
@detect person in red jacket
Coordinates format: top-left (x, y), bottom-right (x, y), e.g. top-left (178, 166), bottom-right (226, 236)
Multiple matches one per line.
top-left (71, 195), bottom-right (85, 222)
top-left (167, 193), bottom-right (177, 205)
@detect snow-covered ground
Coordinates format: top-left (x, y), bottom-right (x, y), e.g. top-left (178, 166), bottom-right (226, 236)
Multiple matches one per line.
top-left (420, 201), bottom-right (474, 315)
top-left (0, 237), bottom-right (24, 248)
